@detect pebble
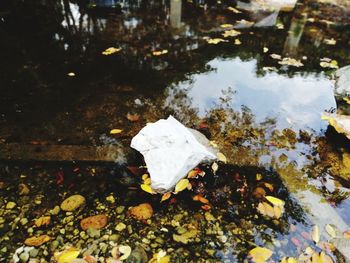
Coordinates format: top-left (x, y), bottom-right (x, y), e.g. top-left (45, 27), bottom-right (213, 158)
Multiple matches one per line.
top-left (87, 227), bottom-right (101, 238)
top-left (109, 234), bottom-right (120, 242)
top-left (29, 248), bottom-right (39, 257)
top-left (20, 218), bottom-right (28, 225)
top-left (116, 206), bottom-right (125, 214)
top-left (6, 202), bottom-right (16, 209)
top-left (50, 206), bottom-right (60, 215)
top-left (60, 195), bottom-right (86, 212)
top-left (115, 223), bottom-right (126, 232)
top-left (19, 252), bottom-right (29, 262)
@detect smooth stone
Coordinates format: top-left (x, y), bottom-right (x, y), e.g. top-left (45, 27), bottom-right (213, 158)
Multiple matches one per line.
top-left (19, 252), bottom-right (29, 262)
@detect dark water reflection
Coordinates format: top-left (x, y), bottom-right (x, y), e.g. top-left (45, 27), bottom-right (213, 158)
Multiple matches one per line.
top-left (1, 0), bottom-right (350, 261)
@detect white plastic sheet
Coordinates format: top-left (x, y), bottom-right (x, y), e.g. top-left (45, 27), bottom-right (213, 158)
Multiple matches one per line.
top-left (131, 116), bottom-right (217, 192)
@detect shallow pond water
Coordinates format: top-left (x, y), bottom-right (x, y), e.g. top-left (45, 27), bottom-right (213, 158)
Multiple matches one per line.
top-left (1, 0), bottom-right (350, 262)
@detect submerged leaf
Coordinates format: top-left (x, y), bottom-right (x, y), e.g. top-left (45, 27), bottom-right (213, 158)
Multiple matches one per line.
top-left (141, 184), bottom-right (155, 194)
top-left (175, 179), bottom-right (189, 193)
top-left (228, 6), bottom-right (241, 13)
top-left (248, 247), bottom-right (273, 263)
top-left (220, 23), bottom-right (233, 28)
top-left (193, 195), bottom-right (209, 204)
top-left (152, 50), bottom-right (168, 56)
top-left (265, 196), bottom-right (285, 206)
top-left (311, 225), bottom-right (320, 243)
top-left (206, 38), bottom-right (228, 44)
top-left (217, 152), bottom-right (227, 163)
top-left (102, 47), bottom-right (121, 55)
top-left (325, 224), bottom-right (337, 238)
top-left (161, 192), bottom-right (171, 202)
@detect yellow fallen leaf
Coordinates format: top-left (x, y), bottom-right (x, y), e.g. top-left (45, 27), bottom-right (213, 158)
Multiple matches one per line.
top-left (220, 23), bottom-right (233, 28)
top-left (343, 97), bottom-right (350, 104)
top-left (319, 251), bottom-right (334, 263)
top-left (324, 38), bottom-right (336, 45)
top-left (234, 39), bottom-right (242, 45)
top-left (110, 129), bottom-right (122, 134)
top-left (141, 184), bottom-right (155, 194)
top-left (265, 196), bottom-right (285, 206)
top-left (325, 224), bottom-right (336, 238)
top-left (217, 152), bottom-right (227, 163)
top-left (263, 183), bottom-right (274, 192)
top-left (248, 247), bottom-right (273, 263)
top-left (161, 192), bottom-right (171, 202)
top-left (343, 230), bottom-right (350, 238)
top-left (281, 257), bottom-right (297, 263)
top-left (256, 173), bottom-right (263, 180)
top-left (212, 162), bottom-right (218, 173)
top-left (152, 50), bottom-right (168, 56)
top-left (175, 179), bottom-right (189, 193)
top-left (222, 29), bottom-right (241, 38)
top-left (143, 177), bottom-right (151, 185)
top-left (311, 225), bottom-right (320, 243)
top-left (57, 249), bottom-right (80, 263)
top-left (102, 47), bottom-right (122, 55)
top-left (187, 169), bottom-right (198, 178)
top-left (228, 6), bottom-right (241, 13)
top-left (257, 202), bottom-right (275, 218)
top-left (206, 38), bottom-right (228, 44)
top-left (119, 245), bottom-right (131, 260)
top-left (142, 174), bottom-right (149, 180)
top-left (273, 205), bottom-right (283, 219)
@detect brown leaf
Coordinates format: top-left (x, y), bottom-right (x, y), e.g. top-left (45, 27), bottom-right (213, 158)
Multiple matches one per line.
top-left (34, 216), bottom-right (51, 227)
top-left (126, 113), bottom-right (140, 122)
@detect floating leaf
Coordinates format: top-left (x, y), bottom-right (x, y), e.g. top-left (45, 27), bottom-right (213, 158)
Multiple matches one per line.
top-left (187, 169), bottom-right (198, 178)
top-left (110, 129), bottom-right (122, 135)
top-left (141, 184), bottom-right (155, 194)
top-left (143, 177), bottom-right (151, 185)
top-left (222, 29), bottom-right (241, 38)
top-left (278, 57), bottom-right (304, 67)
top-left (343, 97), bottom-right (350, 105)
top-left (281, 257), bottom-right (297, 263)
top-left (298, 247), bottom-right (314, 261)
top-left (193, 195), bottom-right (209, 204)
top-left (325, 224), bottom-right (336, 238)
top-left (228, 6), bottom-right (241, 13)
top-left (273, 205), bottom-right (283, 219)
top-left (220, 23), bottom-right (233, 28)
top-left (217, 152), bottom-right (227, 163)
top-left (102, 47), bottom-right (121, 55)
top-left (119, 245), bottom-right (131, 260)
top-left (257, 202), bottom-right (274, 218)
top-left (319, 251), bottom-right (334, 263)
top-left (248, 247), bottom-right (273, 263)
top-left (263, 182), bottom-right (274, 192)
top-left (270, 54), bottom-right (282, 60)
top-left (206, 38), bottom-right (228, 44)
top-left (234, 39), bottom-right (242, 45)
top-left (57, 248), bottom-right (80, 263)
top-left (175, 179), bottom-right (189, 193)
top-left (311, 225), bottom-right (320, 243)
top-left (161, 192), bottom-right (171, 202)
top-left (324, 38), bottom-right (336, 45)
top-left (142, 174), bottom-right (149, 181)
top-left (265, 196), bottom-right (285, 206)
top-left (212, 162), bottom-right (218, 173)
top-left (343, 230), bottom-right (350, 238)
top-left (152, 50), bottom-right (168, 56)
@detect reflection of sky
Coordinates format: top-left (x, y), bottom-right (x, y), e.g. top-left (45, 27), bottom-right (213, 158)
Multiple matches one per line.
top-left (170, 58), bottom-right (336, 133)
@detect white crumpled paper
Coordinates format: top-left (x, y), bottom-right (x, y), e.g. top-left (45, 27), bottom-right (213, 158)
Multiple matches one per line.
top-left (131, 116), bottom-right (217, 192)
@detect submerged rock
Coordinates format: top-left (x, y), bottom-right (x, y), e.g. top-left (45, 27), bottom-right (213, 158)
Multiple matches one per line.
top-left (60, 195), bottom-right (86, 212)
